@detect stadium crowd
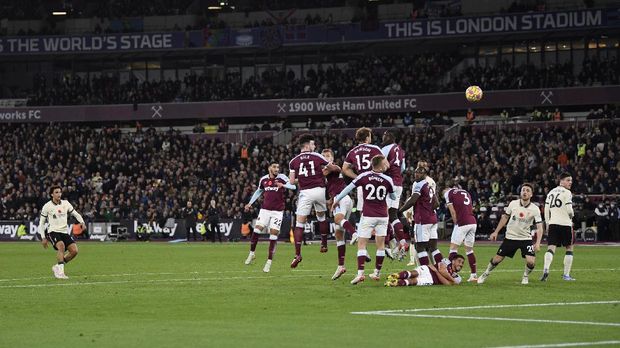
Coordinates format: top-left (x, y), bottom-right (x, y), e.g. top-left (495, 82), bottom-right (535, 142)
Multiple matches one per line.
top-left (24, 55), bottom-right (618, 106)
top-left (0, 119), bottom-right (618, 233)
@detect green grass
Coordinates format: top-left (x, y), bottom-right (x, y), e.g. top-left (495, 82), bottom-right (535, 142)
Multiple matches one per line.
top-left (1, 241), bottom-right (619, 348)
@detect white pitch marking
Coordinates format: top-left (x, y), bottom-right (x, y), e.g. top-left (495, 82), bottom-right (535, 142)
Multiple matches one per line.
top-left (0, 268), bottom-right (324, 283)
top-left (354, 312), bottom-right (620, 327)
top-left (0, 273), bottom-right (327, 289)
top-left (487, 340), bottom-right (620, 348)
top-left (351, 300), bottom-right (620, 315)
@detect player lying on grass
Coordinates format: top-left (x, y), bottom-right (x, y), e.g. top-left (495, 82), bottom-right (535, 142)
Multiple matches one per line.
top-left (385, 255), bottom-right (465, 286)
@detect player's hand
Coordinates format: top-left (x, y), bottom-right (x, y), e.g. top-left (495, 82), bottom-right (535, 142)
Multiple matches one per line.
top-left (489, 232), bottom-right (498, 241)
top-left (244, 204), bottom-right (251, 212)
top-left (534, 243), bottom-right (540, 252)
top-left (41, 239), bottom-right (48, 249)
top-left (79, 223), bottom-right (86, 231)
top-left (276, 182), bottom-right (284, 188)
top-left (331, 200), bottom-right (338, 212)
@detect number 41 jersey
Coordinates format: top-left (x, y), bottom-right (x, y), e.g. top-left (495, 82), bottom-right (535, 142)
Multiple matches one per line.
top-left (351, 171), bottom-right (395, 217)
top-left (289, 151), bottom-right (329, 190)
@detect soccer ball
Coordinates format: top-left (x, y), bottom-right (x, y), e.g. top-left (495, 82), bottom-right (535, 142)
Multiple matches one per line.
top-left (465, 85), bottom-right (483, 102)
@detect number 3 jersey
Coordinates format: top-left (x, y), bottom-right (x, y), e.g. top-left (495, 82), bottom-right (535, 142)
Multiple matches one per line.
top-left (444, 188), bottom-right (476, 226)
top-left (544, 186), bottom-right (574, 226)
top-left (289, 151), bottom-right (329, 190)
top-left (351, 171), bottom-right (395, 217)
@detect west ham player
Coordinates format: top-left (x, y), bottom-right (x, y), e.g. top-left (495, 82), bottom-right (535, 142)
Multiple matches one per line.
top-left (289, 133), bottom-right (335, 268)
top-left (322, 149), bottom-right (357, 280)
top-left (342, 127), bottom-right (383, 245)
top-left (443, 186), bottom-right (478, 282)
top-left (333, 155), bottom-right (395, 285)
top-left (381, 130), bottom-right (407, 259)
top-left (478, 183), bottom-right (543, 285)
top-left (38, 185), bottom-right (86, 279)
top-left (385, 255), bottom-right (464, 287)
top-left (399, 166), bottom-right (444, 267)
top-left (542, 173), bottom-right (576, 281)
top-left (244, 163), bottom-right (296, 272)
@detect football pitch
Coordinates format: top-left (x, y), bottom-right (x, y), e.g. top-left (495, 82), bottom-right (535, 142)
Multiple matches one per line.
top-left (1, 241), bottom-right (619, 348)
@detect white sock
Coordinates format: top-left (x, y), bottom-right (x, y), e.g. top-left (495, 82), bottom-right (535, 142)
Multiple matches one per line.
top-left (249, 251), bottom-right (255, 256)
top-left (543, 250), bottom-right (554, 272)
top-left (58, 263), bottom-right (65, 272)
top-left (564, 253), bottom-right (574, 276)
top-left (524, 264), bottom-right (534, 277)
top-left (484, 262), bottom-right (497, 275)
top-left (410, 248), bottom-right (418, 262)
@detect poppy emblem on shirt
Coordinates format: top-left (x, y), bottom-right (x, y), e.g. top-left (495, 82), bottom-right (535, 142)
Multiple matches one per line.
top-left (58, 209), bottom-right (62, 213)
top-left (519, 212), bottom-right (525, 218)
top-left (268, 180), bottom-right (272, 185)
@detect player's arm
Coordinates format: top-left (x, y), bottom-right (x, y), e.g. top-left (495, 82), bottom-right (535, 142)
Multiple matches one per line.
top-left (38, 208), bottom-right (48, 248)
top-left (322, 163), bottom-right (341, 176)
top-left (245, 188), bottom-right (264, 210)
top-left (342, 162), bottom-right (357, 180)
top-left (288, 170), bottom-right (297, 186)
top-left (69, 204), bottom-right (86, 228)
top-left (428, 263), bottom-right (452, 286)
top-left (566, 193), bottom-right (574, 219)
top-left (534, 222), bottom-right (543, 252)
top-left (490, 213), bottom-right (510, 241)
top-left (432, 194), bottom-right (439, 209)
top-left (399, 192), bottom-right (420, 214)
top-left (447, 204), bottom-right (458, 224)
top-left (332, 182), bottom-right (356, 210)
top-left (276, 176), bottom-right (297, 190)
top-left (436, 262), bottom-right (458, 285)
top-left (401, 157), bottom-right (406, 173)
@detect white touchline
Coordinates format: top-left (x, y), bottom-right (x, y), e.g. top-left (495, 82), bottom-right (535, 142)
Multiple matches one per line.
top-left (355, 312), bottom-right (620, 327)
top-left (351, 300), bottom-right (620, 314)
top-left (487, 340), bottom-right (620, 348)
top-left (0, 273), bottom-right (326, 289)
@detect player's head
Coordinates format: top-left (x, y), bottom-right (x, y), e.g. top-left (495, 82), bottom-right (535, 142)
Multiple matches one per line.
top-left (451, 255), bottom-right (465, 272)
top-left (298, 133), bottom-right (315, 152)
top-left (49, 185), bottom-right (62, 201)
top-left (382, 130), bottom-right (395, 146)
top-left (321, 149), bottom-right (334, 163)
top-left (371, 155), bottom-right (388, 172)
top-left (355, 127), bottom-right (372, 144)
top-left (269, 162), bottom-right (280, 176)
top-left (414, 166), bottom-right (427, 181)
top-left (520, 183), bottom-right (534, 201)
top-left (417, 160), bottom-right (430, 171)
top-left (559, 172), bottom-right (572, 190)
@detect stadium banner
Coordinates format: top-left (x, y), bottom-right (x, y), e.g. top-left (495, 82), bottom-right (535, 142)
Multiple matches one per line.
top-left (0, 32), bottom-right (184, 55)
top-left (190, 8), bottom-right (617, 48)
top-left (0, 85), bottom-right (618, 122)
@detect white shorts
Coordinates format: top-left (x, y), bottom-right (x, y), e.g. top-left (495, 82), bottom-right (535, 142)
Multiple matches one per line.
top-left (334, 195), bottom-right (353, 220)
top-left (450, 224), bottom-right (477, 247)
top-left (415, 223), bottom-right (438, 243)
top-left (356, 186), bottom-right (364, 212)
top-left (296, 187), bottom-right (327, 216)
top-left (386, 186), bottom-right (403, 209)
top-left (358, 216), bottom-right (388, 239)
top-left (256, 209), bottom-right (284, 232)
top-left (414, 265), bottom-right (434, 286)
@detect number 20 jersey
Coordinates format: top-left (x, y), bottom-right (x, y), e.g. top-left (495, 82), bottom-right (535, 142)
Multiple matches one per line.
top-left (351, 171), bottom-right (395, 217)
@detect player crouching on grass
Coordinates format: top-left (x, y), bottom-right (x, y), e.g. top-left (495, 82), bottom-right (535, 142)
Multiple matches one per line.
top-left (385, 255), bottom-right (465, 286)
top-left (39, 185), bottom-right (86, 279)
top-left (332, 155), bottom-right (396, 285)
